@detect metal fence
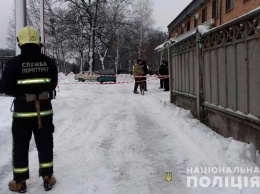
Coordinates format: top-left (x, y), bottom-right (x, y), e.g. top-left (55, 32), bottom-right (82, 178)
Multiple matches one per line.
top-left (168, 8), bottom-right (260, 149)
top-left (202, 12), bottom-right (260, 118)
top-left (170, 30), bottom-right (200, 118)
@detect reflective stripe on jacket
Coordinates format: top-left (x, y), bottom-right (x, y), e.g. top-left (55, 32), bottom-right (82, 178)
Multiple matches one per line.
top-left (17, 78), bottom-right (51, 85)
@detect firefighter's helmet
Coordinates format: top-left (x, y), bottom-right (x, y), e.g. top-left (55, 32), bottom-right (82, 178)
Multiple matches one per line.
top-left (17, 26), bottom-right (41, 47)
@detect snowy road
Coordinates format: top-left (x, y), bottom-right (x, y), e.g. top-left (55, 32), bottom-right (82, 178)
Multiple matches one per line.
top-left (0, 74), bottom-right (260, 194)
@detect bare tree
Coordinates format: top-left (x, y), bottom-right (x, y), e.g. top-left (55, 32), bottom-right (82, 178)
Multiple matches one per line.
top-left (6, 4), bottom-right (16, 50)
top-left (26, 0), bottom-right (73, 72)
top-left (5, 0), bottom-right (166, 74)
top-left (63, 0), bottom-right (107, 72)
top-left (130, 0), bottom-right (153, 58)
top-left (94, 0), bottom-right (131, 70)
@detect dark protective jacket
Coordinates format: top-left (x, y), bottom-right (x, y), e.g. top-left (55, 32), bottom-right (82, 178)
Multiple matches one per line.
top-left (0, 45), bottom-right (58, 115)
top-left (159, 64), bottom-right (169, 75)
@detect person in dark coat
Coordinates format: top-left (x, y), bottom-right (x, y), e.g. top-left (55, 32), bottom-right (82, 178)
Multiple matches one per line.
top-left (158, 62), bottom-right (164, 89)
top-left (0, 26), bottom-right (57, 193)
top-left (163, 60), bottom-right (169, 91)
top-left (159, 60), bottom-right (169, 91)
top-left (141, 60), bottom-right (148, 91)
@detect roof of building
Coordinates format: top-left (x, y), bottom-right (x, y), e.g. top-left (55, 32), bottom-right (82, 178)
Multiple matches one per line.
top-left (167, 0), bottom-right (207, 32)
top-left (154, 25), bottom-right (210, 51)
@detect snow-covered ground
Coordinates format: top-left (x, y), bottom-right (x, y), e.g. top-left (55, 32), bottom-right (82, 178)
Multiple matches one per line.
top-left (0, 73), bottom-right (260, 194)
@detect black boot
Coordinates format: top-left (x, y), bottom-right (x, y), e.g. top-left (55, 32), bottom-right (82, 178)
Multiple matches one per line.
top-left (43, 175), bottom-right (56, 191)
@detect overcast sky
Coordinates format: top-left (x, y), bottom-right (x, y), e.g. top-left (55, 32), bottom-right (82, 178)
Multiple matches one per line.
top-left (0, 0), bottom-right (192, 49)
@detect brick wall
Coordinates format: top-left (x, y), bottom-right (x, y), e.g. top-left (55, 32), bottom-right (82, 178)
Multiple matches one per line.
top-left (169, 0), bottom-right (260, 39)
top-left (222, 0), bottom-right (260, 24)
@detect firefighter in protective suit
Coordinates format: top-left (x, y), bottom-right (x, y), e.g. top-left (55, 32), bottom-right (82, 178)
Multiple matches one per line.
top-left (0, 26), bottom-right (57, 193)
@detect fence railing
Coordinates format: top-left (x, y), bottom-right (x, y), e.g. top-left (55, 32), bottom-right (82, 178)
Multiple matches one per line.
top-left (168, 8), bottom-right (260, 149)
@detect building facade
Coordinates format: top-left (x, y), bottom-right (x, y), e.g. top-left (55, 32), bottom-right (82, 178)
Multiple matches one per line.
top-left (160, 1), bottom-right (260, 149)
top-left (168, 0), bottom-right (260, 38)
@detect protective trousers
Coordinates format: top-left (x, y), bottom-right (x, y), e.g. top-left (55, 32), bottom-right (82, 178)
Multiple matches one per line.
top-left (164, 78), bottom-right (169, 91)
top-left (160, 78), bottom-right (164, 88)
top-left (12, 116), bottom-right (54, 182)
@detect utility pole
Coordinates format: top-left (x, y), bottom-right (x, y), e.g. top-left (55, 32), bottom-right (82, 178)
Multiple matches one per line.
top-left (15, 0), bottom-right (27, 56)
top-left (40, 0), bottom-right (46, 54)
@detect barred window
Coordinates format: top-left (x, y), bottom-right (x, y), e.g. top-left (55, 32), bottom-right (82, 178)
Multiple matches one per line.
top-left (212, 0), bottom-right (218, 18)
top-left (186, 20), bottom-right (190, 31)
top-left (202, 7), bottom-right (207, 23)
top-left (226, 0), bottom-right (234, 11)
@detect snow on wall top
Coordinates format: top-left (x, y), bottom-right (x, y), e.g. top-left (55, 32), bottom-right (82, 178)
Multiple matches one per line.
top-left (154, 25), bottom-right (210, 51)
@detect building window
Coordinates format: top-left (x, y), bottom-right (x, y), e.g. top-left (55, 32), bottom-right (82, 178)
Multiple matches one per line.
top-left (226, 0), bottom-right (234, 11)
top-left (186, 20), bottom-right (190, 31)
top-left (181, 25), bottom-right (184, 34)
top-left (202, 7), bottom-right (207, 23)
top-left (175, 30), bottom-right (179, 37)
top-left (212, 0), bottom-right (218, 19)
top-left (194, 17), bottom-right (198, 28)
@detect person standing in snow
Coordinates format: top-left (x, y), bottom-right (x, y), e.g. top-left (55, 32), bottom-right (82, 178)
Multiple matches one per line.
top-left (133, 59), bottom-right (144, 94)
top-left (158, 62), bottom-right (164, 89)
top-left (159, 60), bottom-right (169, 91)
top-left (141, 60), bottom-right (148, 91)
top-left (0, 26), bottom-right (57, 193)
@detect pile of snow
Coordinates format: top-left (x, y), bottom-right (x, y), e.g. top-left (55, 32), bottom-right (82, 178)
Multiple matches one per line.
top-left (155, 24), bottom-right (210, 51)
top-left (198, 25), bottom-right (210, 34)
top-left (58, 72), bottom-right (77, 83)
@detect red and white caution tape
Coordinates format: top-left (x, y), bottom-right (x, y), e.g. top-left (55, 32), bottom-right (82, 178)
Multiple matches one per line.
top-left (58, 77), bottom-right (160, 85)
